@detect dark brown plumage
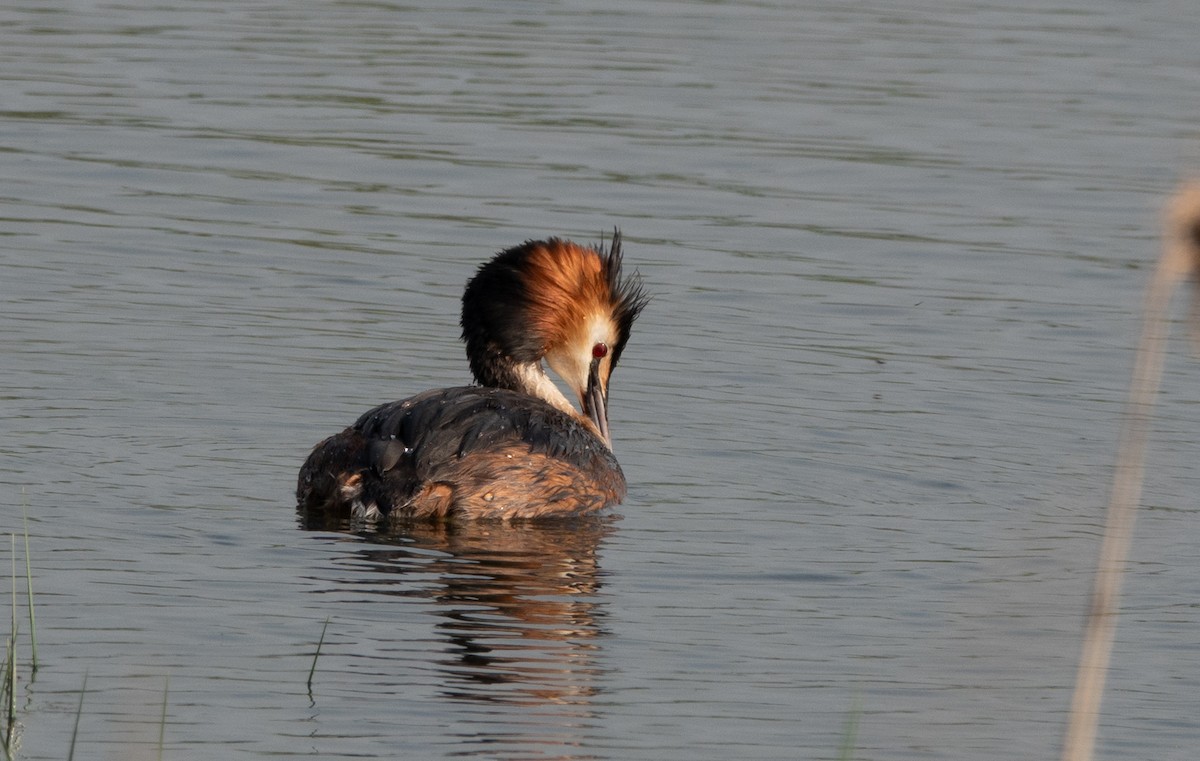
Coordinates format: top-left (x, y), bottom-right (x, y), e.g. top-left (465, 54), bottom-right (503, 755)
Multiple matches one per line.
top-left (297, 233), bottom-right (647, 523)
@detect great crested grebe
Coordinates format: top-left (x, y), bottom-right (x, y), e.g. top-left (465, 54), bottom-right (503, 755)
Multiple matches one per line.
top-left (297, 233), bottom-right (647, 522)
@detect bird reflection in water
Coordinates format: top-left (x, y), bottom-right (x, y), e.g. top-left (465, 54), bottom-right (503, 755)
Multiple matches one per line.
top-left (301, 509), bottom-right (614, 753)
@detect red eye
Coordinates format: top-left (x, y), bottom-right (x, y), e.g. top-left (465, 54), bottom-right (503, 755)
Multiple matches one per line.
top-left (592, 342), bottom-right (608, 359)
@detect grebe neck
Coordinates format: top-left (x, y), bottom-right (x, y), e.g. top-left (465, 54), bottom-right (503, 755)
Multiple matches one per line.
top-left (470, 354), bottom-right (571, 412)
top-left (475, 356), bottom-right (599, 437)
top-left (511, 362), bottom-right (579, 418)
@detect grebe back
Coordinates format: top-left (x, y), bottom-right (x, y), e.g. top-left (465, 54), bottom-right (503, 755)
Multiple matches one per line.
top-left (297, 233), bottom-right (647, 522)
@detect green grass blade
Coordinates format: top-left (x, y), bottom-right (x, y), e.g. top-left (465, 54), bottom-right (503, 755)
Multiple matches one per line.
top-left (67, 671), bottom-right (87, 761)
top-left (21, 500), bottom-right (36, 673)
top-left (158, 675), bottom-right (168, 761)
top-left (2, 636), bottom-right (13, 760)
top-left (7, 537), bottom-right (14, 647)
top-left (3, 537), bottom-right (14, 759)
top-left (838, 693), bottom-right (862, 761)
top-left (308, 616), bottom-right (331, 693)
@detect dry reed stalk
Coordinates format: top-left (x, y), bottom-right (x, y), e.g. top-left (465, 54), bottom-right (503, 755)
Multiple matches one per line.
top-left (1060, 184), bottom-right (1200, 761)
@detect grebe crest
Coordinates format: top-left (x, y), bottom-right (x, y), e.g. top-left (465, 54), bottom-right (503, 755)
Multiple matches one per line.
top-left (461, 232), bottom-right (648, 446)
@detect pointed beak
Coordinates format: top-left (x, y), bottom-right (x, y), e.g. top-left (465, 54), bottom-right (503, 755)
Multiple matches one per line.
top-left (582, 358), bottom-right (612, 448)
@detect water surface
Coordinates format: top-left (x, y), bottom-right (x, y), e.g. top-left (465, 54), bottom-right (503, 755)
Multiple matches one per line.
top-left (3, 1), bottom-right (1200, 759)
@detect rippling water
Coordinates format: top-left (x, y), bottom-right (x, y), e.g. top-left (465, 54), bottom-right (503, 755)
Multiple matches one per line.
top-left (4, 1), bottom-right (1200, 759)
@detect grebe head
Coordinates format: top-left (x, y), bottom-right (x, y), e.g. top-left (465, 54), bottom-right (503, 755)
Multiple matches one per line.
top-left (461, 231), bottom-right (648, 446)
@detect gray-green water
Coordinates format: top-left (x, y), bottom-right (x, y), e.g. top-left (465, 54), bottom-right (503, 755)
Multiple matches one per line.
top-left (3, 1), bottom-right (1200, 758)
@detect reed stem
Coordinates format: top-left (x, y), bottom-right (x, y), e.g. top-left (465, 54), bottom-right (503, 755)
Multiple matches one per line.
top-left (1060, 185), bottom-right (1200, 761)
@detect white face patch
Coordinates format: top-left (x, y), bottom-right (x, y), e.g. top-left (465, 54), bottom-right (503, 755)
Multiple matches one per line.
top-left (544, 313), bottom-right (616, 400)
